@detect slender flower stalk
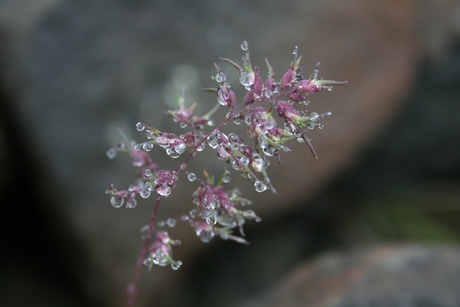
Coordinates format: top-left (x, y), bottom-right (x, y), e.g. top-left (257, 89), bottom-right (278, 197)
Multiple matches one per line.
top-left (105, 41), bottom-right (347, 306)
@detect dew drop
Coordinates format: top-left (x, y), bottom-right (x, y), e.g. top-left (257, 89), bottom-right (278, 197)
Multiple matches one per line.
top-left (240, 156), bottom-right (250, 166)
top-left (143, 142), bottom-right (154, 151)
top-left (136, 122), bottom-right (145, 131)
top-left (218, 214), bottom-right (236, 227)
top-left (157, 221), bottom-right (165, 227)
top-left (126, 199), bottom-right (137, 209)
top-left (240, 40), bottom-right (249, 51)
top-left (222, 169), bottom-right (232, 183)
top-left (233, 114), bottom-right (242, 125)
top-left (180, 215), bottom-right (189, 221)
top-left (244, 115), bottom-right (251, 125)
top-left (171, 261), bottom-right (182, 270)
top-left (106, 148), bottom-right (117, 159)
top-left (205, 210), bottom-right (218, 226)
top-left (189, 209), bottom-right (197, 218)
top-left (140, 188), bottom-right (151, 199)
top-left (175, 143), bottom-right (186, 154)
top-left (157, 136), bottom-right (170, 148)
top-left (215, 71), bottom-right (226, 83)
top-left (179, 122), bottom-right (187, 128)
top-left (166, 218), bottom-right (176, 228)
top-left (110, 196), bottom-right (124, 208)
top-left (264, 118), bottom-right (275, 130)
top-left (143, 169), bottom-right (153, 179)
top-left (157, 184), bottom-right (172, 197)
top-left (264, 89), bottom-right (273, 99)
top-left (166, 147), bottom-right (180, 158)
top-left (239, 71), bottom-right (253, 87)
top-left (187, 172), bottom-right (196, 182)
top-left (134, 144), bottom-right (142, 150)
top-left (143, 258), bottom-right (152, 267)
top-left (254, 180), bottom-right (268, 193)
top-left (207, 119), bottom-right (215, 127)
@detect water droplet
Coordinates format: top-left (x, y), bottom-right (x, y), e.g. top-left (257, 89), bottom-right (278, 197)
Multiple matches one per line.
top-left (239, 71), bottom-right (253, 87)
top-left (222, 169), bottom-right (232, 183)
top-left (134, 144), bottom-right (142, 150)
top-left (207, 119), bottom-right (215, 127)
top-left (166, 147), bottom-right (180, 158)
top-left (240, 40), bottom-right (249, 51)
top-left (126, 199), bottom-right (137, 209)
top-left (143, 142), bottom-right (154, 151)
top-left (205, 210), bottom-right (218, 226)
top-left (157, 221), bottom-right (165, 227)
top-left (264, 89), bottom-right (273, 98)
top-left (110, 196), bottom-right (124, 208)
top-left (157, 184), bottom-right (172, 197)
top-left (157, 136), bottom-right (170, 148)
top-left (243, 209), bottom-right (261, 222)
top-left (106, 148), bottom-right (117, 159)
top-left (143, 258), bottom-right (152, 267)
top-left (187, 173), bottom-right (196, 182)
top-left (215, 71), bottom-right (226, 83)
top-left (140, 188), bottom-right (151, 199)
top-left (244, 115), bottom-right (251, 125)
top-left (166, 218), bottom-right (176, 228)
top-left (207, 132), bottom-right (220, 149)
top-left (179, 122), bottom-right (187, 128)
top-left (171, 261), bottom-right (182, 270)
top-left (198, 229), bottom-right (215, 243)
top-left (265, 119), bottom-right (276, 130)
top-left (140, 225), bottom-right (150, 239)
top-left (240, 156), bottom-right (250, 166)
top-left (189, 209), bottom-right (197, 218)
top-left (254, 180), bottom-right (268, 193)
top-left (175, 143), bottom-right (186, 154)
top-left (136, 122), bottom-right (145, 131)
top-left (218, 214), bottom-right (236, 227)
top-left (180, 215), bottom-right (189, 221)
top-left (143, 169), bottom-right (153, 179)
top-left (233, 114), bottom-right (242, 125)
top-left (152, 250), bottom-right (168, 266)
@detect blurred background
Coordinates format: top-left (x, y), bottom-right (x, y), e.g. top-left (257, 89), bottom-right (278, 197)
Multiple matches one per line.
top-left (1, 0), bottom-right (460, 306)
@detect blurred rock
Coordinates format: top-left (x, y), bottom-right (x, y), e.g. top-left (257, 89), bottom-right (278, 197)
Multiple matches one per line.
top-left (1, 0), bottom-right (460, 306)
top-left (267, 244), bottom-right (460, 307)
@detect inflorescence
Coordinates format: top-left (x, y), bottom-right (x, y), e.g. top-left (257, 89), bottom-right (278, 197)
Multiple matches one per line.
top-left (106, 41), bottom-right (346, 299)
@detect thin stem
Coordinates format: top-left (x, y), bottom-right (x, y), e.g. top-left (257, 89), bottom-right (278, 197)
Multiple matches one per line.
top-left (127, 196), bottom-right (163, 307)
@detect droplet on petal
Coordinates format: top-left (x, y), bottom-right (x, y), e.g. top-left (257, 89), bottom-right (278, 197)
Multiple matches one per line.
top-left (157, 184), bottom-right (172, 197)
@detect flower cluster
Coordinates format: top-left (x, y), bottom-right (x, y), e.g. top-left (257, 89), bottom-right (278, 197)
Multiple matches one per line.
top-left (106, 41), bottom-right (346, 305)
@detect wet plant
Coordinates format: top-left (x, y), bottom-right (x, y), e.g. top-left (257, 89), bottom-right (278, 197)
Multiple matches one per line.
top-left (105, 41), bottom-right (347, 306)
